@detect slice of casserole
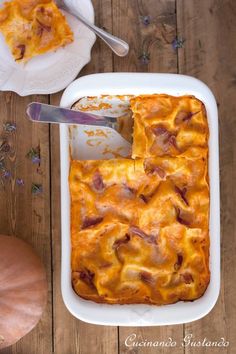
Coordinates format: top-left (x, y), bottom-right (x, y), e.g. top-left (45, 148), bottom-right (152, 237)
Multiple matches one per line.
top-left (131, 94), bottom-right (209, 159)
top-left (0, 0), bottom-right (73, 62)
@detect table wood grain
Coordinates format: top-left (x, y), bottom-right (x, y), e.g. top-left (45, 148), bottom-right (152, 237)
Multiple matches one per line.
top-left (0, 0), bottom-right (235, 353)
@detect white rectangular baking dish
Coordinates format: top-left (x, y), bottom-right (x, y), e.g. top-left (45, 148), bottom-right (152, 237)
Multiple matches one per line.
top-left (60, 73), bottom-right (220, 326)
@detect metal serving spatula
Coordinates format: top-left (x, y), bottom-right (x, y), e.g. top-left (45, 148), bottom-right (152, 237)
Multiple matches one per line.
top-left (26, 102), bottom-right (133, 144)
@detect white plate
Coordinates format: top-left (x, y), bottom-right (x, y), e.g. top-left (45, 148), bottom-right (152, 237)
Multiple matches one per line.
top-left (0, 0), bottom-right (96, 96)
top-left (60, 73), bottom-right (220, 326)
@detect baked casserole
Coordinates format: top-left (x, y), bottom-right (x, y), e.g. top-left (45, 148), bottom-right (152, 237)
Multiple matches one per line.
top-left (0, 0), bottom-right (73, 62)
top-left (70, 94), bottom-right (210, 305)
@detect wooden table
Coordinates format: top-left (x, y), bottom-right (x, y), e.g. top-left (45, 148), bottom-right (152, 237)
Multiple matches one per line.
top-left (0, 1), bottom-right (235, 353)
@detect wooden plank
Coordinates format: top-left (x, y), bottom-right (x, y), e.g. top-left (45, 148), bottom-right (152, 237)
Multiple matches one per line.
top-left (177, 0), bottom-right (236, 352)
top-left (0, 92), bottom-right (52, 354)
top-left (50, 0), bottom-right (118, 353)
top-left (113, 0), bottom-right (178, 74)
top-left (112, 1), bottom-right (184, 353)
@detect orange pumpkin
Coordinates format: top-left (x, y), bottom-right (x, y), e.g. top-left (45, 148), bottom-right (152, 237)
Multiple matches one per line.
top-left (0, 235), bottom-right (47, 349)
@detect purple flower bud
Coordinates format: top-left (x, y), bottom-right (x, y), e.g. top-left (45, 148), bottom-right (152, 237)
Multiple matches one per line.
top-left (32, 156), bottom-right (41, 164)
top-left (172, 37), bottom-right (185, 50)
top-left (140, 15), bottom-right (151, 26)
top-left (16, 178), bottom-right (24, 186)
top-left (3, 170), bottom-right (11, 179)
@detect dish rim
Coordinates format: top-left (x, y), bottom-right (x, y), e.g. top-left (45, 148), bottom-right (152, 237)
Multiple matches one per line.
top-left (60, 72), bottom-right (220, 326)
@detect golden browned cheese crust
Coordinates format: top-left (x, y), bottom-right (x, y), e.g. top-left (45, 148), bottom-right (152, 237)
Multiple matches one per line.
top-left (0, 0), bottom-right (73, 62)
top-left (70, 94), bottom-right (210, 305)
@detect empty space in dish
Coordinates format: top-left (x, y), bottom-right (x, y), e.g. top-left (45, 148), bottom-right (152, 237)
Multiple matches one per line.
top-left (69, 94), bottom-right (133, 160)
top-left (60, 73), bottom-right (220, 326)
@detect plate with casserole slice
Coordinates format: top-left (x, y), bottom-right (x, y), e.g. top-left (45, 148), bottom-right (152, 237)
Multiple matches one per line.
top-left (0, 0), bottom-right (96, 96)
